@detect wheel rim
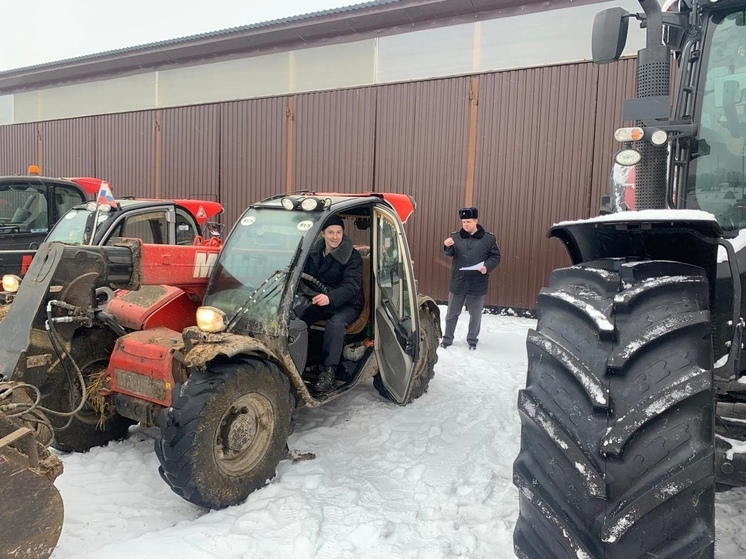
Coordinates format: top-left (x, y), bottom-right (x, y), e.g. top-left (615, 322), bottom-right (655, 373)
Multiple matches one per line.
top-left (214, 393), bottom-right (275, 476)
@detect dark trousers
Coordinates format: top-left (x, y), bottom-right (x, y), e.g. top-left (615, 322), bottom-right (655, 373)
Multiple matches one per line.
top-left (442, 291), bottom-right (484, 346)
top-left (300, 304), bottom-right (361, 367)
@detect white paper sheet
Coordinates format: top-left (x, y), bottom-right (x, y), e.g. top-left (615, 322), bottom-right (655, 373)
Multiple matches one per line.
top-left (459, 261), bottom-right (484, 271)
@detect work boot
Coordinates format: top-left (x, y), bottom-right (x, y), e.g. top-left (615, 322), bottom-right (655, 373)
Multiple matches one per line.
top-left (315, 365), bottom-right (336, 393)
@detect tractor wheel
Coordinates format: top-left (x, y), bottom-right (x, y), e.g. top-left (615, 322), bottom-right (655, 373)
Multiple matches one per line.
top-left (52, 331), bottom-right (134, 453)
top-left (374, 305), bottom-right (438, 403)
top-left (155, 359), bottom-right (294, 509)
top-left (513, 259), bottom-right (715, 559)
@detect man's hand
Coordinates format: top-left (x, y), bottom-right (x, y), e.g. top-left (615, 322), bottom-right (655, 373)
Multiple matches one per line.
top-left (479, 266), bottom-right (487, 275)
top-left (312, 293), bottom-right (330, 306)
top-left (443, 237), bottom-right (455, 247)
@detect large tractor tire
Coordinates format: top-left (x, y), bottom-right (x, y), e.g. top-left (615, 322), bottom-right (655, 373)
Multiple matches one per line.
top-left (52, 331), bottom-right (134, 453)
top-left (155, 359), bottom-right (294, 509)
top-left (513, 259), bottom-right (715, 559)
top-left (374, 305), bottom-right (438, 403)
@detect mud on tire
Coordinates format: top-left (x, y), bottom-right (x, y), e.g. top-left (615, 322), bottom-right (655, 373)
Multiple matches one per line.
top-left (155, 359), bottom-right (294, 509)
top-left (374, 305), bottom-right (438, 403)
top-left (513, 259), bottom-right (715, 559)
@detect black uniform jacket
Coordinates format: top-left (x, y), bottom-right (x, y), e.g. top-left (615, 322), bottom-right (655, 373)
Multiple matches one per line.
top-left (304, 235), bottom-right (364, 311)
top-left (443, 225), bottom-right (501, 296)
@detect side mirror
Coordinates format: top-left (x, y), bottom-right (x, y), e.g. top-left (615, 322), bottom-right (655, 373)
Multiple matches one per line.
top-left (592, 8), bottom-right (629, 64)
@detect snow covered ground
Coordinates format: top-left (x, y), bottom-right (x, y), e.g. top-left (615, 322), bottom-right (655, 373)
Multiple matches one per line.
top-left (49, 309), bottom-right (746, 558)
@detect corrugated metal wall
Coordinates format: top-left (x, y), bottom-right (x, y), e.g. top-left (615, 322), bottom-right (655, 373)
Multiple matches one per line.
top-left (219, 97), bottom-right (288, 230)
top-left (0, 58), bottom-right (637, 310)
top-left (95, 111), bottom-right (156, 198)
top-left (0, 123), bottom-right (36, 174)
top-left (293, 89), bottom-right (377, 193)
top-left (375, 77), bottom-right (472, 295)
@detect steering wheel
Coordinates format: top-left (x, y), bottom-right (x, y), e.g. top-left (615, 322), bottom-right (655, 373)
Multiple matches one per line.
top-left (292, 273), bottom-right (330, 319)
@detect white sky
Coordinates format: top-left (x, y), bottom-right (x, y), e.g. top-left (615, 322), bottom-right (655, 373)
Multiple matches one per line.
top-left (0, 0), bottom-right (364, 72)
top-left (41, 310), bottom-right (746, 558)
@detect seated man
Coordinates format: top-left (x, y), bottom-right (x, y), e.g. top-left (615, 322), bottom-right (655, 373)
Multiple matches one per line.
top-left (300, 215), bottom-right (364, 393)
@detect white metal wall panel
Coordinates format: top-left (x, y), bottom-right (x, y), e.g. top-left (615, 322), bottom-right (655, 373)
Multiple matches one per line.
top-left (14, 73), bottom-right (156, 123)
top-left (377, 25), bottom-right (474, 84)
top-left (0, 95), bottom-right (12, 125)
top-left (292, 40), bottom-right (376, 93)
top-left (478, 0), bottom-right (646, 73)
top-left (157, 52), bottom-right (290, 107)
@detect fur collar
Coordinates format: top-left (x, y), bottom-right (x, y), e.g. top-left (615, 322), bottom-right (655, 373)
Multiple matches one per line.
top-left (311, 235), bottom-right (355, 264)
top-left (459, 224), bottom-right (485, 239)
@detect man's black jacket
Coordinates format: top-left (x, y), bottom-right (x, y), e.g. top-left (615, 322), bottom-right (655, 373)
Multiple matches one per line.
top-left (443, 225), bottom-right (501, 296)
top-left (304, 235), bottom-right (364, 311)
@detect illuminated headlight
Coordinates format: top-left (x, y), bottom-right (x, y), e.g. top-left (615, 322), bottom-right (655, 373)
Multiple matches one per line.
top-left (281, 196), bottom-right (299, 210)
top-left (196, 306), bottom-right (227, 333)
top-left (614, 127), bottom-right (644, 142)
top-left (615, 148), bottom-right (642, 166)
top-left (650, 130), bottom-right (668, 146)
top-left (300, 197), bottom-right (321, 211)
top-left (2, 274), bottom-right (21, 293)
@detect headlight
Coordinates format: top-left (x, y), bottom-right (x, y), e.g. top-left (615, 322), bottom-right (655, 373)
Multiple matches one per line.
top-left (2, 275), bottom-right (21, 293)
top-left (196, 306), bottom-right (227, 333)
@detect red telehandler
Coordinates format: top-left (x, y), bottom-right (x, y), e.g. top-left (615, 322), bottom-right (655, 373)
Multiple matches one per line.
top-left (514, 0), bottom-right (746, 557)
top-left (0, 192), bottom-right (439, 523)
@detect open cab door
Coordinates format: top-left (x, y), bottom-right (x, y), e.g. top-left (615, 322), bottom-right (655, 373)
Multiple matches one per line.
top-left (372, 206), bottom-right (420, 404)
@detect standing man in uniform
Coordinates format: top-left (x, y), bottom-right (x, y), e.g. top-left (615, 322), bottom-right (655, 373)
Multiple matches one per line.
top-left (440, 207), bottom-right (501, 350)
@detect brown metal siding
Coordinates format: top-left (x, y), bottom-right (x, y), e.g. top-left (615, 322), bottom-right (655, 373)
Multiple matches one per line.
top-left (94, 111), bottom-right (156, 198)
top-left (293, 89), bottom-right (376, 192)
top-left (375, 77), bottom-right (472, 302)
top-left (0, 58), bottom-right (637, 311)
top-left (160, 105), bottom-right (220, 202)
top-left (473, 63), bottom-right (600, 309)
top-left (589, 58), bottom-right (637, 210)
top-left (0, 123), bottom-right (36, 175)
top-left (219, 97), bottom-right (288, 229)
top-left (38, 118), bottom-right (96, 178)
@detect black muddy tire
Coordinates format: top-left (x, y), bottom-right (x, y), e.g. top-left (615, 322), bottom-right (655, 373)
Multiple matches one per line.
top-left (52, 331), bottom-right (134, 453)
top-left (513, 259), bottom-right (715, 559)
top-left (374, 305), bottom-right (438, 403)
top-left (155, 359), bottom-right (294, 509)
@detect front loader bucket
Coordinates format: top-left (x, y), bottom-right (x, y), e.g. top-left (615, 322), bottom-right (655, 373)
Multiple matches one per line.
top-left (0, 411), bottom-right (64, 559)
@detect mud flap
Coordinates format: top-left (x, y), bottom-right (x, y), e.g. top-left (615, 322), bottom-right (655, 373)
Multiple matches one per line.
top-left (0, 416), bottom-right (64, 559)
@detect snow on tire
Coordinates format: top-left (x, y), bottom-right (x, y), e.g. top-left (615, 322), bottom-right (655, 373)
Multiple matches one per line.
top-left (513, 259), bottom-right (715, 559)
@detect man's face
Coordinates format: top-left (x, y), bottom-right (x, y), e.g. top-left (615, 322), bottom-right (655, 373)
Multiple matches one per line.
top-left (461, 218), bottom-right (478, 234)
top-left (322, 225), bottom-right (344, 250)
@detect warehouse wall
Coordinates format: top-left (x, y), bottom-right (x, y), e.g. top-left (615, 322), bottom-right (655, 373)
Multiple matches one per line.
top-left (0, 58), bottom-right (637, 311)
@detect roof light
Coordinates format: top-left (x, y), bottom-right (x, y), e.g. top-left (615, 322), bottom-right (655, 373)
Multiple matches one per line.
top-left (300, 197), bottom-right (321, 211)
top-left (615, 148), bottom-right (641, 166)
top-left (650, 130), bottom-right (668, 146)
top-left (27, 165), bottom-right (41, 175)
top-left (281, 196), bottom-right (299, 210)
top-left (614, 127), bottom-right (644, 142)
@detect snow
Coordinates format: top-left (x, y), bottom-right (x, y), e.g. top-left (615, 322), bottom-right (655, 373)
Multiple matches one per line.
top-left (554, 208), bottom-right (718, 228)
top-left (47, 309), bottom-right (746, 558)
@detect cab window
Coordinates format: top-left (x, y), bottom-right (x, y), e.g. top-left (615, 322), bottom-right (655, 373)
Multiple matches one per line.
top-left (376, 211), bottom-right (412, 324)
top-left (53, 186), bottom-right (86, 222)
top-left (175, 208), bottom-right (200, 245)
top-left (106, 210), bottom-right (168, 245)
